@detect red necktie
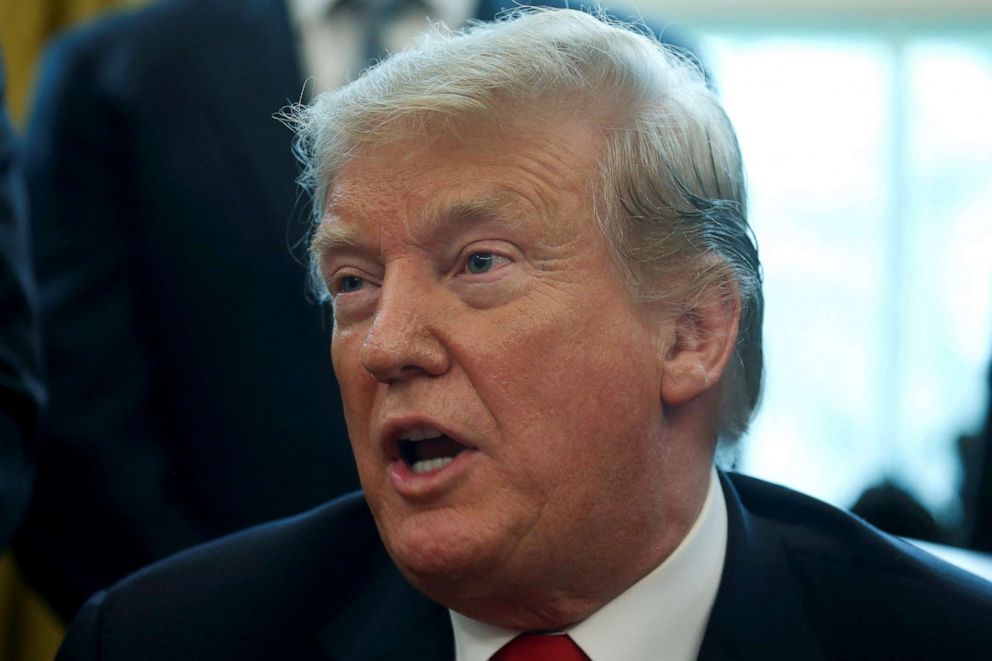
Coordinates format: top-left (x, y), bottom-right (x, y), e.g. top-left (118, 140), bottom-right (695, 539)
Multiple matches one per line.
top-left (490, 634), bottom-right (591, 661)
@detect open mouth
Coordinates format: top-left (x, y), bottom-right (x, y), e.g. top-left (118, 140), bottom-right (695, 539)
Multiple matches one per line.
top-left (397, 426), bottom-right (467, 475)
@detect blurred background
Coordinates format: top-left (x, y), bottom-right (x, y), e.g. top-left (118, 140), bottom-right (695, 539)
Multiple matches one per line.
top-left (1, 0), bottom-right (991, 658)
top-left (640, 0), bottom-right (992, 539)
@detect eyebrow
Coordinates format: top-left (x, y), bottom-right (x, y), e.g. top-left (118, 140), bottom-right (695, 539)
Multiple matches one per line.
top-left (311, 190), bottom-right (532, 261)
top-left (310, 218), bottom-right (363, 262)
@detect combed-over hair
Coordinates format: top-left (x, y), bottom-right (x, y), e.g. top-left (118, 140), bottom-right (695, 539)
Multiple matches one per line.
top-left (287, 7), bottom-right (764, 447)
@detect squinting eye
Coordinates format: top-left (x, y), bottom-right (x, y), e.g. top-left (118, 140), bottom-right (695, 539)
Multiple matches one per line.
top-left (337, 275), bottom-right (365, 293)
top-left (466, 252), bottom-right (498, 274)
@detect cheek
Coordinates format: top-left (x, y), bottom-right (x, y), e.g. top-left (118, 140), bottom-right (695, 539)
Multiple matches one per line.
top-left (330, 324), bottom-right (355, 376)
top-left (331, 326), bottom-right (371, 396)
top-left (473, 302), bottom-right (656, 443)
top-left (484, 291), bottom-right (655, 395)
top-left (331, 330), bottom-right (377, 459)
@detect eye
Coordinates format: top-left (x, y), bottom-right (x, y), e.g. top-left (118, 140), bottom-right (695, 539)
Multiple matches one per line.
top-left (336, 275), bottom-right (366, 294)
top-left (464, 252), bottom-right (509, 275)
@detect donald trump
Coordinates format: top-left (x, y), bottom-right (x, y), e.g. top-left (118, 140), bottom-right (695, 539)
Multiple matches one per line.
top-left (58, 8), bottom-right (992, 660)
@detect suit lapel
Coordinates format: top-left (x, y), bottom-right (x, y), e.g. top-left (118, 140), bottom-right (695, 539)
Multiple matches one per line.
top-left (191, 0), bottom-right (306, 228)
top-left (697, 473), bottom-right (824, 659)
top-left (316, 560), bottom-right (453, 661)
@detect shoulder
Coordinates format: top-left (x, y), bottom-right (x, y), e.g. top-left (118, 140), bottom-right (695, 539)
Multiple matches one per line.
top-left (57, 491), bottom-right (389, 660)
top-left (35, 0), bottom-right (282, 90)
top-left (723, 472), bottom-right (992, 657)
top-left (726, 471), bottom-right (990, 593)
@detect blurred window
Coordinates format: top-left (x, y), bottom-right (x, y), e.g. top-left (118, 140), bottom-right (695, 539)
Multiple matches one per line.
top-left (697, 29), bottom-right (992, 523)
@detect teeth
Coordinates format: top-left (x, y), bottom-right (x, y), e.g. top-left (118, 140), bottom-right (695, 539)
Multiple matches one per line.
top-left (402, 426), bottom-right (443, 442)
top-left (412, 457), bottom-right (454, 474)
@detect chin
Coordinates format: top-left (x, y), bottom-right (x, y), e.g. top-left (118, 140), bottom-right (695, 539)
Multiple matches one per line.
top-left (380, 510), bottom-right (506, 591)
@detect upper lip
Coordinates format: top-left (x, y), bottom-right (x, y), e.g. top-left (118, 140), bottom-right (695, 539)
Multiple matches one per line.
top-left (379, 416), bottom-right (475, 461)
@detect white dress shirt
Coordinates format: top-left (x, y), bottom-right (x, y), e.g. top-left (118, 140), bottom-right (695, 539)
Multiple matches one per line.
top-left (286, 0), bottom-right (475, 93)
top-left (451, 468), bottom-right (728, 661)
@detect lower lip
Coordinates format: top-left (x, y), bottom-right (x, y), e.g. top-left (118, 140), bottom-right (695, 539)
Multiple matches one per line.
top-left (388, 449), bottom-right (479, 499)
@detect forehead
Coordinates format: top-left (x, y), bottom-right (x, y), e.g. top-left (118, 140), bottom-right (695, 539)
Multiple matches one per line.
top-left (312, 116), bottom-right (605, 253)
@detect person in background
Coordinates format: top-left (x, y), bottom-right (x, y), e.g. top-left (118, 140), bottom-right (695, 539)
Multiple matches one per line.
top-left (0, 53), bottom-right (44, 549)
top-left (56, 9), bottom-right (992, 660)
top-left (17, 0), bottom-right (692, 622)
top-left (851, 480), bottom-right (946, 543)
top-left (968, 356), bottom-right (992, 551)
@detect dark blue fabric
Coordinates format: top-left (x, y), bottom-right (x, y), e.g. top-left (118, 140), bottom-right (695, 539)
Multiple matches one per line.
top-left (16, 0), bottom-right (350, 619)
top-left (699, 473), bottom-right (992, 659)
top-left (57, 473), bottom-right (992, 660)
top-left (0, 54), bottom-right (45, 549)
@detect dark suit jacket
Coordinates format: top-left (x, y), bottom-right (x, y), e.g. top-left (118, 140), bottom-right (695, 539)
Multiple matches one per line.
top-left (17, 0), bottom-right (694, 620)
top-left (56, 472), bottom-right (992, 660)
top-left (0, 56), bottom-right (45, 548)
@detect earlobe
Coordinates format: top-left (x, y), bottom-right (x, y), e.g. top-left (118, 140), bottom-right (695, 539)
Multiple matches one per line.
top-left (660, 287), bottom-right (740, 408)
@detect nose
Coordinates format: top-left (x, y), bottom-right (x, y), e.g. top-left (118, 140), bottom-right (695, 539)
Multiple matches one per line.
top-left (360, 271), bottom-right (450, 383)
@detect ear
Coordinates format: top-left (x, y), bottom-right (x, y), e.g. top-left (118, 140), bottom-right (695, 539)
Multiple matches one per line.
top-left (660, 282), bottom-right (740, 408)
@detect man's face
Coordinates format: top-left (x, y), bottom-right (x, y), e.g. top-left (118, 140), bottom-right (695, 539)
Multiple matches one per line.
top-left (318, 116), bottom-right (676, 622)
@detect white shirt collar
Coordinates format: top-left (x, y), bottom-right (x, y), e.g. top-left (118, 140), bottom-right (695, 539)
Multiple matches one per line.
top-left (286, 0), bottom-right (340, 25)
top-left (286, 0), bottom-right (473, 28)
top-left (286, 0), bottom-right (475, 91)
top-left (450, 468), bottom-right (728, 661)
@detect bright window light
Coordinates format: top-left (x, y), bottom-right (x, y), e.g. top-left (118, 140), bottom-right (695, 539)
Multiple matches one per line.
top-left (700, 31), bottom-right (992, 523)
